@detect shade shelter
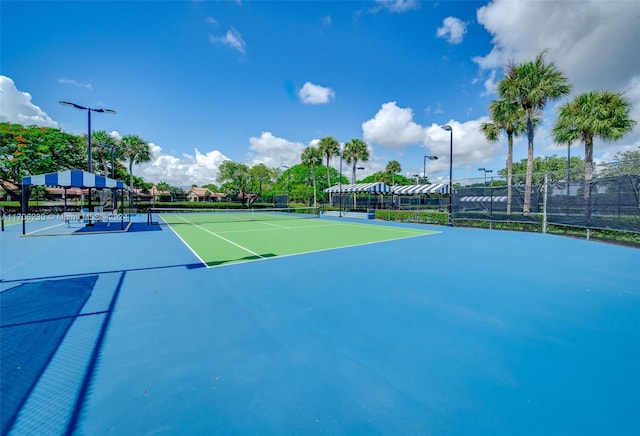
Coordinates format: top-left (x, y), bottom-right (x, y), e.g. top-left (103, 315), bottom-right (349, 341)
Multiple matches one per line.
top-left (20, 169), bottom-right (130, 235)
top-left (324, 182), bottom-right (392, 194)
top-left (391, 184), bottom-right (450, 195)
top-left (324, 182), bottom-right (392, 210)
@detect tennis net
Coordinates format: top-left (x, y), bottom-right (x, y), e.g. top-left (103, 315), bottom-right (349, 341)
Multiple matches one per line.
top-left (147, 206), bottom-right (320, 225)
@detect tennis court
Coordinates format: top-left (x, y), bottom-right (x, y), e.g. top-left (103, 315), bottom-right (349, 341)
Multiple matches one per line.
top-left (149, 207), bottom-right (437, 267)
top-left (1, 212), bottom-right (638, 435)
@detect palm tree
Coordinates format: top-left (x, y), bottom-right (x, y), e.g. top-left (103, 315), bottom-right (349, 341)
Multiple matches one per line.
top-left (385, 160), bottom-right (401, 186)
top-left (498, 50), bottom-right (572, 214)
top-left (121, 134), bottom-right (152, 207)
top-left (300, 145), bottom-right (323, 207)
top-left (91, 130), bottom-right (118, 176)
top-left (343, 138), bottom-right (370, 183)
top-left (552, 90), bottom-right (636, 215)
top-left (318, 136), bottom-right (341, 189)
top-left (480, 99), bottom-right (530, 214)
top-left (343, 138), bottom-right (370, 209)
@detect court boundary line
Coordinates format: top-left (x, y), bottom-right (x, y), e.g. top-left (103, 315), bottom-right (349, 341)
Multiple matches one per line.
top-left (202, 231), bottom-right (437, 269)
top-left (175, 215), bottom-right (265, 260)
top-left (161, 216), bottom-right (208, 267)
top-left (160, 214), bottom-right (441, 269)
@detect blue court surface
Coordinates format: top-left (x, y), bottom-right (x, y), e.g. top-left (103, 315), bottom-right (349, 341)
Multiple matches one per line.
top-left (1, 215), bottom-right (639, 435)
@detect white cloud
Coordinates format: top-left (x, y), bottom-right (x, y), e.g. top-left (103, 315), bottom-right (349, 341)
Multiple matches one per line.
top-left (136, 143), bottom-right (230, 188)
top-left (247, 131), bottom-right (307, 168)
top-left (362, 102), bottom-right (426, 148)
top-left (0, 75), bottom-right (58, 127)
top-left (422, 119), bottom-right (503, 176)
top-left (298, 82), bottom-right (335, 105)
top-left (373, 0), bottom-right (419, 13)
top-left (472, 0), bottom-right (640, 161)
top-left (473, 0), bottom-right (639, 92)
top-left (209, 27), bottom-right (246, 54)
top-left (58, 77), bottom-right (93, 90)
top-left (436, 17), bottom-right (467, 45)
top-left (362, 101), bottom-right (503, 175)
top-left (205, 16), bottom-right (218, 25)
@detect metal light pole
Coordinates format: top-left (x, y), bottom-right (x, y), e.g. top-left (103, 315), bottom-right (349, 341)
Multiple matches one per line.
top-left (59, 101), bottom-right (116, 175)
top-left (59, 101), bottom-right (116, 222)
top-left (354, 166), bottom-right (365, 209)
top-left (423, 155), bottom-right (438, 184)
top-left (440, 125), bottom-right (453, 226)
top-left (282, 165), bottom-right (290, 205)
top-left (478, 168), bottom-right (493, 186)
top-left (339, 152), bottom-right (343, 217)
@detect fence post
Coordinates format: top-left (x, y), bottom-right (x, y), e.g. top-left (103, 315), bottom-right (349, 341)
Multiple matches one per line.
top-left (542, 173), bottom-right (548, 234)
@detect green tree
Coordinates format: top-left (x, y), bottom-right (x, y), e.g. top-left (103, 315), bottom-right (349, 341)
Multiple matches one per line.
top-left (505, 155), bottom-right (585, 186)
top-left (217, 160), bottom-right (251, 205)
top-left (553, 90), bottom-right (637, 209)
top-left (385, 160), bottom-right (402, 186)
top-left (248, 163), bottom-right (273, 205)
top-left (599, 148), bottom-right (640, 178)
top-left (300, 145), bottom-right (323, 207)
top-left (156, 181), bottom-right (171, 191)
top-left (202, 183), bottom-right (221, 192)
top-left (343, 138), bottom-right (370, 183)
top-left (480, 99), bottom-right (531, 214)
top-left (0, 122), bottom-right (85, 201)
top-left (498, 50), bottom-right (572, 214)
top-left (90, 130), bottom-right (119, 176)
top-left (121, 135), bottom-right (152, 193)
top-left (318, 136), bottom-right (341, 189)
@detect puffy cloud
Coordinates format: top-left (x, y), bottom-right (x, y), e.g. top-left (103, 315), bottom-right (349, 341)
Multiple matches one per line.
top-left (209, 27), bottom-right (246, 54)
top-left (362, 101), bottom-right (503, 176)
top-left (298, 82), bottom-right (335, 105)
top-left (436, 17), bottom-right (467, 45)
top-left (136, 143), bottom-right (230, 188)
top-left (0, 75), bottom-right (58, 127)
top-left (422, 119), bottom-right (503, 177)
top-left (473, 0), bottom-right (639, 92)
top-left (247, 131), bottom-right (307, 168)
top-left (472, 0), bottom-right (639, 160)
top-left (362, 102), bottom-right (426, 148)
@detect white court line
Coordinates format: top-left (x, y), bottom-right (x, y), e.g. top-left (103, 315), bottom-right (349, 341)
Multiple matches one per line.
top-left (176, 215), bottom-right (265, 259)
top-left (161, 216), bottom-right (209, 267)
top-left (23, 222), bottom-right (67, 235)
top-left (204, 231), bottom-right (436, 269)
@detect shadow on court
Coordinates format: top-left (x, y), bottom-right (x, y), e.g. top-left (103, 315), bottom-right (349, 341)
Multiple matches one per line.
top-left (206, 252), bottom-right (277, 267)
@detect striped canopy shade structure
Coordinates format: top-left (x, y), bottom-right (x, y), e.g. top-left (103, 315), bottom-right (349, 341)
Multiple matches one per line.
top-left (22, 169), bottom-right (129, 190)
top-left (391, 184), bottom-right (450, 195)
top-left (324, 182), bottom-right (392, 194)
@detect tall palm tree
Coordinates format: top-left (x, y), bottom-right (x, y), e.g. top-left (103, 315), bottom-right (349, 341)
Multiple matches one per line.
top-left (498, 50), bottom-right (572, 214)
top-left (385, 160), bottom-right (401, 186)
top-left (318, 136), bottom-right (341, 189)
top-left (552, 90), bottom-right (636, 215)
top-left (343, 138), bottom-right (370, 208)
top-left (300, 145), bottom-right (323, 207)
top-left (480, 99), bottom-right (530, 214)
top-left (121, 134), bottom-right (152, 206)
top-left (343, 138), bottom-right (370, 183)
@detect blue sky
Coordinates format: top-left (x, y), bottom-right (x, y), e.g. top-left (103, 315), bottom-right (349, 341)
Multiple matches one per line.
top-left (1, 0), bottom-right (639, 187)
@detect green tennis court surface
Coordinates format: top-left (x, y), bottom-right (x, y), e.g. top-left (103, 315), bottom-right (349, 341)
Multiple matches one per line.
top-left (155, 210), bottom-right (436, 267)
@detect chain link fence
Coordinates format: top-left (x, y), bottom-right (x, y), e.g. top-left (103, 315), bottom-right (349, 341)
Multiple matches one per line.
top-left (453, 160), bottom-right (640, 233)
